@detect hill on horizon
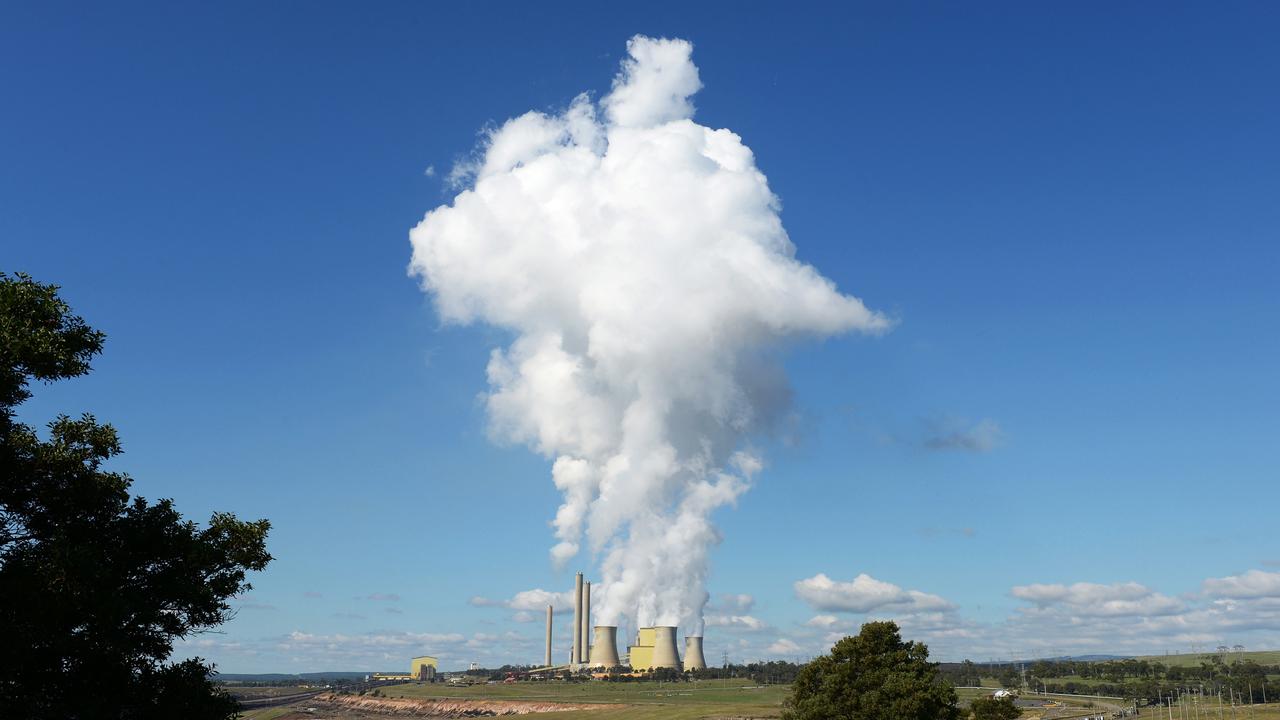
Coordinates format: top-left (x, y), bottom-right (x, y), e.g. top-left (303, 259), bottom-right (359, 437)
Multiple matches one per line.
top-left (1136, 650), bottom-right (1280, 667)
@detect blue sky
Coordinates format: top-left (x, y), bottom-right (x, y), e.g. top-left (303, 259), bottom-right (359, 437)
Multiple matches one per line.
top-left (4, 2), bottom-right (1279, 672)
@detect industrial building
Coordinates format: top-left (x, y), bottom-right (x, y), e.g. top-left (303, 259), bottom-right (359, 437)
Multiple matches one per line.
top-left (411, 655), bottom-right (438, 680)
top-left (369, 654), bottom-right (438, 682)
top-left (547, 570), bottom-right (707, 672)
top-left (626, 626), bottom-right (682, 670)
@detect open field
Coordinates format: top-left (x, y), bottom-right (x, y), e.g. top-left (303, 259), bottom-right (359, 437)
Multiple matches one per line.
top-left (1136, 652), bottom-right (1280, 668)
top-left (1145, 700), bottom-right (1280, 720)
top-left (377, 679), bottom-right (790, 719)
top-left (231, 681), bottom-right (1280, 720)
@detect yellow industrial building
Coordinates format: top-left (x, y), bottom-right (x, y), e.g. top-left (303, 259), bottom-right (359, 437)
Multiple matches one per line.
top-left (369, 655), bottom-right (438, 682)
top-left (411, 655), bottom-right (438, 679)
top-left (625, 626), bottom-right (688, 670)
top-left (627, 627), bottom-right (656, 670)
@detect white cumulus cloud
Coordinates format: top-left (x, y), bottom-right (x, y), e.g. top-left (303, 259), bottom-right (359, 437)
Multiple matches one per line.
top-left (768, 638), bottom-right (803, 655)
top-left (705, 614), bottom-right (768, 631)
top-left (469, 588), bottom-right (574, 613)
top-left (1010, 581), bottom-right (1183, 617)
top-left (794, 573), bottom-right (955, 614)
top-left (409, 35), bottom-right (888, 636)
top-left (1203, 570), bottom-right (1280, 599)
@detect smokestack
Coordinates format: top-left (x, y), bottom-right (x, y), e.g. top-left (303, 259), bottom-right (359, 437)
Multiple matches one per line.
top-left (572, 573), bottom-right (583, 665)
top-left (684, 636), bottom-right (706, 670)
top-left (581, 581), bottom-right (591, 664)
top-left (590, 625), bottom-right (620, 668)
top-left (545, 605), bottom-right (553, 667)
top-left (651, 626), bottom-right (681, 669)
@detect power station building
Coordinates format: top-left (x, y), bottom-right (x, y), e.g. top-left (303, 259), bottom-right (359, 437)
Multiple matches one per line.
top-left (624, 626), bottom-right (706, 670)
top-left (554, 571), bottom-right (707, 672)
top-left (369, 655), bottom-right (438, 682)
top-left (411, 655), bottom-right (439, 680)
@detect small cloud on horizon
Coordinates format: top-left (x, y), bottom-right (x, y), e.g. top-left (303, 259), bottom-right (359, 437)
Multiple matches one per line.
top-left (795, 572), bottom-right (955, 614)
top-left (470, 588), bottom-right (573, 614)
top-left (768, 638), bottom-right (803, 655)
top-left (705, 614), bottom-right (769, 631)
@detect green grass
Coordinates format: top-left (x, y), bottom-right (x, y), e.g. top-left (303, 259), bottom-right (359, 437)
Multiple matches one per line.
top-left (1147, 700), bottom-right (1280, 720)
top-left (378, 679), bottom-right (790, 719)
top-left (1136, 651), bottom-right (1280, 668)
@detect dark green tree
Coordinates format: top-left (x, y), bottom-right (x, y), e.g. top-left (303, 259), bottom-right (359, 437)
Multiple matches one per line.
top-left (783, 621), bottom-right (960, 720)
top-left (969, 696), bottom-right (1021, 720)
top-left (0, 273), bottom-right (272, 719)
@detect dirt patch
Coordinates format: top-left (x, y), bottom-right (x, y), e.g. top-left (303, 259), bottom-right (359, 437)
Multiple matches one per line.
top-left (312, 692), bottom-right (624, 717)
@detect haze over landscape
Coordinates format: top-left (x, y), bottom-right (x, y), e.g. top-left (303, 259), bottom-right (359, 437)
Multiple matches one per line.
top-left (5, 2), bottom-right (1279, 677)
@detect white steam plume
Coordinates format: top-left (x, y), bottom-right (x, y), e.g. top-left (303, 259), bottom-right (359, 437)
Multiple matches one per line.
top-left (409, 36), bottom-right (888, 634)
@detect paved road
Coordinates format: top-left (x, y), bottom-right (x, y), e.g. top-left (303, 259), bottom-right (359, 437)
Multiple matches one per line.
top-left (235, 689), bottom-right (324, 709)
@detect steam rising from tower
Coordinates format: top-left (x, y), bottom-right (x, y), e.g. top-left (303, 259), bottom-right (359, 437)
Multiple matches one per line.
top-left (410, 36), bottom-right (887, 633)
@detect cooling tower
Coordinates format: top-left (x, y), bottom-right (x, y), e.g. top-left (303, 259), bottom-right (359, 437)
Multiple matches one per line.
top-left (651, 626), bottom-right (681, 669)
top-left (684, 636), bottom-right (706, 670)
top-left (590, 625), bottom-right (621, 668)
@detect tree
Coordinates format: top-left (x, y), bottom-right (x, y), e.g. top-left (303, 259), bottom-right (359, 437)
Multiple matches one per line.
top-left (0, 273), bottom-right (272, 719)
top-left (783, 621), bottom-right (960, 720)
top-left (997, 666), bottom-right (1022, 689)
top-left (969, 696), bottom-right (1021, 720)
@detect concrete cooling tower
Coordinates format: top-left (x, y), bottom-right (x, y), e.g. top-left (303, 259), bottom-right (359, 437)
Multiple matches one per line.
top-left (684, 636), bottom-right (706, 670)
top-left (590, 625), bottom-right (621, 668)
top-left (651, 626), bottom-right (681, 669)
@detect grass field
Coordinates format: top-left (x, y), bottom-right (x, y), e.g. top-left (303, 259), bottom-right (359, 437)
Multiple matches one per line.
top-left (235, 680), bottom-right (1280, 720)
top-left (1136, 652), bottom-right (1280, 668)
top-left (1149, 699), bottom-right (1280, 720)
top-left (372, 681), bottom-right (1120, 720)
top-left (378, 679), bottom-right (791, 719)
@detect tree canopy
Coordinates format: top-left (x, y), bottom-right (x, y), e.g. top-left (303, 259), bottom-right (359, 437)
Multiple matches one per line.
top-left (969, 696), bottom-right (1022, 720)
top-left (784, 621), bottom-right (959, 720)
top-left (0, 272), bottom-right (272, 719)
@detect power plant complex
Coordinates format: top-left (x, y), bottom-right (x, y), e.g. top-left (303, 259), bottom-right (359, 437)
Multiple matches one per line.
top-left (374, 573), bottom-right (708, 681)
top-left (545, 572), bottom-right (708, 672)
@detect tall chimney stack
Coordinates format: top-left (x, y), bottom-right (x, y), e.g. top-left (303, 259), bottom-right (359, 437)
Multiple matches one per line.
top-left (580, 581), bottom-right (591, 664)
top-left (572, 573), bottom-right (583, 666)
top-left (544, 604), bottom-right (553, 667)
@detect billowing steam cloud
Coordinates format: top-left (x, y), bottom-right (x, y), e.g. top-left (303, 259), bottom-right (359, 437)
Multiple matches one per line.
top-left (410, 36), bottom-right (888, 633)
